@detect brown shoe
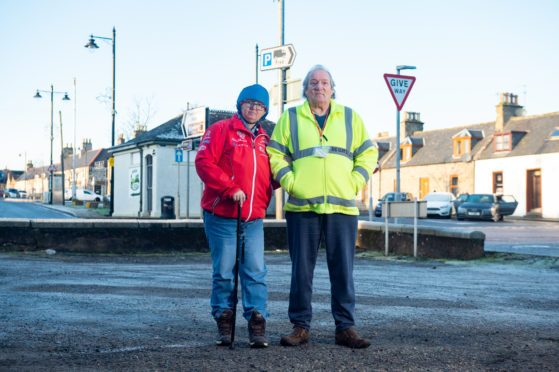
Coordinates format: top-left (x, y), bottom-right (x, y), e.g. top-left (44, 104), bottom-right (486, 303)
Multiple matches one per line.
top-left (280, 326), bottom-right (310, 346)
top-left (216, 309), bottom-right (233, 346)
top-left (335, 328), bottom-right (371, 349)
top-left (248, 311), bottom-right (268, 348)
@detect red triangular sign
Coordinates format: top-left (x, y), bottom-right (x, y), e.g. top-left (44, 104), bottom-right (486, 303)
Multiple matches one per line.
top-left (383, 74), bottom-right (416, 111)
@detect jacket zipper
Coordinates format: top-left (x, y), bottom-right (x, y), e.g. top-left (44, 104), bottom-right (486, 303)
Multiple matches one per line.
top-left (211, 196), bottom-right (220, 214)
top-left (246, 134), bottom-right (260, 222)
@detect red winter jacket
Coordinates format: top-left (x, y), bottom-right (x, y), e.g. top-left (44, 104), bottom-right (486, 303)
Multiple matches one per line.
top-left (195, 114), bottom-right (275, 221)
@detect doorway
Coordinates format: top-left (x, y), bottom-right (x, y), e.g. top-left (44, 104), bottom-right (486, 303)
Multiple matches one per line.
top-left (526, 169), bottom-right (541, 215)
top-left (419, 177), bottom-right (429, 199)
top-left (146, 155), bottom-right (153, 213)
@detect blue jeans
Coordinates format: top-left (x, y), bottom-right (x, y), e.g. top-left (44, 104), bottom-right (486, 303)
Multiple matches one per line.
top-left (285, 211), bottom-right (357, 333)
top-left (203, 211), bottom-right (268, 321)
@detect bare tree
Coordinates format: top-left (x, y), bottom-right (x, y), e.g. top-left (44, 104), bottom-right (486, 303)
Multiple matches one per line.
top-left (121, 96), bottom-right (157, 141)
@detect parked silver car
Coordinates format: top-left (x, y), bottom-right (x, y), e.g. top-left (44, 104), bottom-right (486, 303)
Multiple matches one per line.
top-left (4, 188), bottom-right (19, 198)
top-left (422, 192), bottom-right (456, 218)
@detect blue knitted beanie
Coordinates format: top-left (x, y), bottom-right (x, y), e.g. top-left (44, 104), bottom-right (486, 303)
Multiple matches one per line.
top-left (236, 84), bottom-right (269, 120)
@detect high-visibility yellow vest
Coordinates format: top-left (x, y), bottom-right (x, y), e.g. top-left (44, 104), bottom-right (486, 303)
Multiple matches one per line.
top-left (267, 100), bottom-right (378, 215)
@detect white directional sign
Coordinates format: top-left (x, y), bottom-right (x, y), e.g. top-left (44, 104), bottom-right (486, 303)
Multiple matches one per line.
top-left (383, 74), bottom-right (416, 111)
top-left (261, 44), bottom-right (296, 71)
top-left (181, 106), bottom-right (208, 139)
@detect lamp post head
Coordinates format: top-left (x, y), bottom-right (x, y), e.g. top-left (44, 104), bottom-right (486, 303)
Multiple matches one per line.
top-left (396, 65), bottom-right (417, 73)
top-left (33, 90), bottom-right (42, 99)
top-left (62, 93), bottom-right (71, 101)
top-left (84, 37), bottom-right (99, 49)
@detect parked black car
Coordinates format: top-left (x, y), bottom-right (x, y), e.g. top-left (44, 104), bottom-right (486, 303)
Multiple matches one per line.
top-left (374, 192), bottom-right (413, 217)
top-left (453, 193), bottom-right (469, 210)
top-left (456, 193), bottom-right (518, 222)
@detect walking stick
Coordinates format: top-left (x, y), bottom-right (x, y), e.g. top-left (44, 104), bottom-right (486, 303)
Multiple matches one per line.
top-left (230, 202), bottom-right (242, 349)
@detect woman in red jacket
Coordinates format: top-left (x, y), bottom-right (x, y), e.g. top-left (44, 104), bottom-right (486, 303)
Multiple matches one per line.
top-left (195, 84), bottom-right (273, 348)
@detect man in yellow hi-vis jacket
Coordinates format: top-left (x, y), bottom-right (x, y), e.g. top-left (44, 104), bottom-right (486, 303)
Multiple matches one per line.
top-left (267, 65), bottom-right (378, 348)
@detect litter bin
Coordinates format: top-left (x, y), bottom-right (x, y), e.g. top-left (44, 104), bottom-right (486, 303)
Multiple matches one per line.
top-left (161, 196), bottom-right (176, 219)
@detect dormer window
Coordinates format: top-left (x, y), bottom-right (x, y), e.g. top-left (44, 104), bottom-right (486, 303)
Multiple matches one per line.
top-left (452, 129), bottom-right (482, 157)
top-left (494, 132), bottom-right (512, 152)
top-left (400, 137), bottom-right (424, 162)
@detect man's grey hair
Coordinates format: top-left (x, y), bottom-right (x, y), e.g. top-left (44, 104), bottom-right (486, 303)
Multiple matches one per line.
top-left (302, 64), bottom-right (336, 99)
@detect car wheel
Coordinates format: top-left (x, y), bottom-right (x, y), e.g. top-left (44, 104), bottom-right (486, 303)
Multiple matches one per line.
top-left (95, 197), bottom-right (101, 202)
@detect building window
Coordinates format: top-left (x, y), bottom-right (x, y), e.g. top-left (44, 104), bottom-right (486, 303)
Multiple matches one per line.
top-left (550, 127), bottom-right (559, 140)
top-left (493, 171), bottom-right (503, 193)
top-left (494, 133), bottom-right (511, 152)
top-left (400, 145), bottom-right (412, 162)
top-left (450, 176), bottom-right (459, 196)
top-left (453, 137), bottom-right (472, 157)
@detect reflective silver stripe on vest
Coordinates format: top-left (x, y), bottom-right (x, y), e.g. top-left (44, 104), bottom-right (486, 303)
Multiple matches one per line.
top-left (326, 195), bottom-right (357, 208)
top-left (289, 106), bottom-right (354, 161)
top-left (354, 139), bottom-right (373, 157)
top-left (268, 139), bottom-right (291, 155)
top-left (275, 165), bottom-right (292, 182)
top-left (288, 107), bottom-right (300, 153)
top-left (287, 195), bottom-right (324, 206)
top-left (344, 106), bottom-right (353, 154)
top-left (353, 166), bottom-right (369, 183)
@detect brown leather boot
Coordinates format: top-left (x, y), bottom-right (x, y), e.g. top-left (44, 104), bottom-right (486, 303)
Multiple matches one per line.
top-left (335, 328), bottom-right (371, 349)
top-left (215, 309), bottom-right (233, 346)
top-left (247, 310), bottom-right (268, 348)
top-left (280, 326), bottom-right (310, 346)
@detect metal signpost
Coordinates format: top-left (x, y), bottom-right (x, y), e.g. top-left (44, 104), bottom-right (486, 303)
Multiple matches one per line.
top-left (175, 148), bottom-right (184, 218)
top-left (383, 67), bottom-right (416, 205)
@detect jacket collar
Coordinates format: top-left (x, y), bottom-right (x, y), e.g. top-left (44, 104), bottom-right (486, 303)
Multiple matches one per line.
top-left (230, 113), bottom-right (269, 138)
top-left (301, 99), bottom-right (343, 120)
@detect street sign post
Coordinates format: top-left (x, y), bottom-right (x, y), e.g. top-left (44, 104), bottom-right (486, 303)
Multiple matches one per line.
top-left (175, 149), bottom-right (184, 163)
top-left (261, 44), bottom-right (296, 71)
top-left (384, 67), bottom-right (417, 214)
top-left (383, 74), bottom-right (416, 111)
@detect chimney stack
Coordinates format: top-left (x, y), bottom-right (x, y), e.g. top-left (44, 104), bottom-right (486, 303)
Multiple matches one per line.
top-left (118, 133), bottom-right (126, 145)
top-left (134, 125), bottom-right (147, 138)
top-left (400, 111), bottom-right (424, 138)
top-left (496, 93), bottom-right (523, 132)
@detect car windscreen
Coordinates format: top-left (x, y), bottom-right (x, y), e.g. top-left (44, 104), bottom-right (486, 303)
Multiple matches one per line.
top-left (466, 194), bottom-right (495, 203)
top-left (424, 194), bottom-right (450, 201)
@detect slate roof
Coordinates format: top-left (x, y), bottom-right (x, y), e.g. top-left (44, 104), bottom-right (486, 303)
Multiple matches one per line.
top-left (373, 110), bottom-right (559, 169)
top-left (477, 112), bottom-right (559, 160)
top-left (111, 110), bottom-right (276, 154)
top-left (374, 121), bottom-right (497, 168)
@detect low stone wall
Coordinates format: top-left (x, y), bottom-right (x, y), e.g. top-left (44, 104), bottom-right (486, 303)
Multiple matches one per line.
top-left (0, 219), bottom-right (484, 259)
top-left (357, 221), bottom-right (485, 260)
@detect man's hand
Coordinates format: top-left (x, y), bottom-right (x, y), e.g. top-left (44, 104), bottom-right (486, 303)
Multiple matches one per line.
top-left (232, 190), bottom-right (246, 206)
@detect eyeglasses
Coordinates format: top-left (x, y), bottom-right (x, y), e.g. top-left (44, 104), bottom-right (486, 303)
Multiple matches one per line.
top-left (242, 100), bottom-right (267, 112)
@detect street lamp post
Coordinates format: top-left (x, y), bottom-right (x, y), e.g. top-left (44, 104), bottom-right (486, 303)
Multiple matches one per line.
top-left (85, 26), bottom-right (116, 215)
top-left (34, 86), bottom-right (70, 204)
top-left (394, 65), bottom-right (416, 202)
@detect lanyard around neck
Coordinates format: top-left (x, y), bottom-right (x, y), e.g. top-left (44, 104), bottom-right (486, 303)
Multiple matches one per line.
top-left (311, 108), bottom-right (330, 144)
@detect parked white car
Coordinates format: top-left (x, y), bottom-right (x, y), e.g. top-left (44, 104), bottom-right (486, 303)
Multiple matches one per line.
top-left (64, 188), bottom-right (103, 202)
top-left (422, 192), bottom-right (456, 218)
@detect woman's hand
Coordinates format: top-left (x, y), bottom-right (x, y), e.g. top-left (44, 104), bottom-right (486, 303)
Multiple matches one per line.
top-left (232, 190), bottom-right (246, 206)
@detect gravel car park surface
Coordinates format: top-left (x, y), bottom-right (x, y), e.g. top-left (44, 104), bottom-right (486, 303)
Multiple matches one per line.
top-left (1, 251), bottom-right (558, 371)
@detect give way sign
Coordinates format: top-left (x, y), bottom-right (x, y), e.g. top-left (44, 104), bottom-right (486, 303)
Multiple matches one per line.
top-left (383, 74), bottom-right (416, 111)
